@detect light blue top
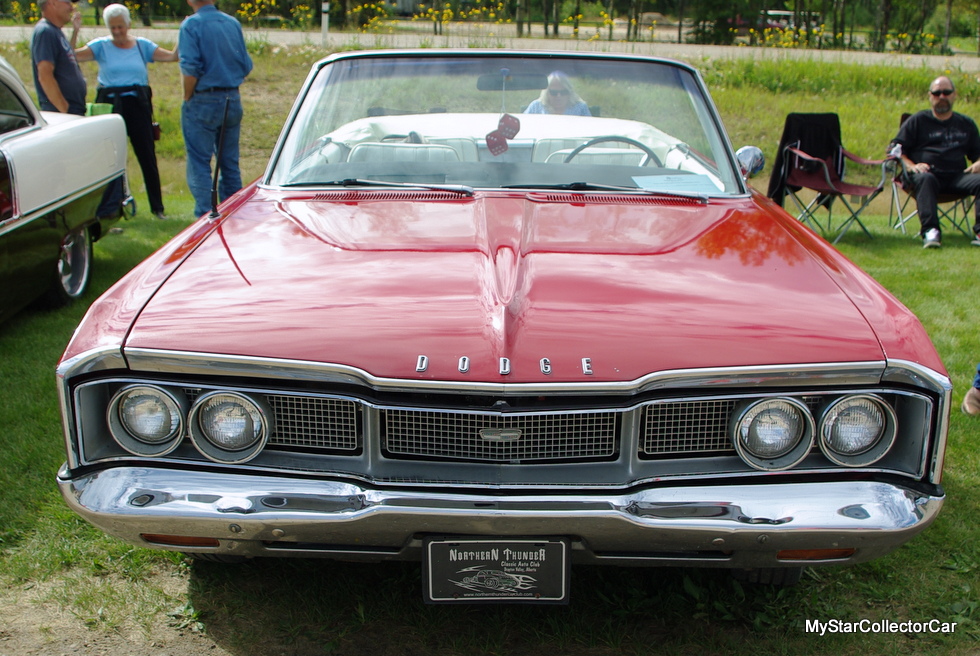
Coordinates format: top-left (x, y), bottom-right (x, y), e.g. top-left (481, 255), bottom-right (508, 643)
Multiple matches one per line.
top-left (524, 99), bottom-right (591, 116)
top-left (178, 5), bottom-right (253, 91)
top-left (88, 36), bottom-right (157, 87)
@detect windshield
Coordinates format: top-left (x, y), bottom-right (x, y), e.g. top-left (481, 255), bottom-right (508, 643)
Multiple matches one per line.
top-left (267, 53), bottom-right (743, 196)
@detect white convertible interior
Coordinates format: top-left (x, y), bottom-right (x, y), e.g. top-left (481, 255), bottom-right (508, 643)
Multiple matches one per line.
top-left (268, 53), bottom-right (738, 195)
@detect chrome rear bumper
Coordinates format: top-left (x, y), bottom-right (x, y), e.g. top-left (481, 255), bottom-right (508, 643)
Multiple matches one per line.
top-left (58, 465), bottom-right (942, 568)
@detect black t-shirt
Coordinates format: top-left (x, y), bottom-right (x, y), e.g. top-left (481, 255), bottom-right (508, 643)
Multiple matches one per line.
top-left (894, 109), bottom-right (980, 173)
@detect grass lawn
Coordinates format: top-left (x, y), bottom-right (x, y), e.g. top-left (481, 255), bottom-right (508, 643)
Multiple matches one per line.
top-left (0, 40), bottom-right (978, 655)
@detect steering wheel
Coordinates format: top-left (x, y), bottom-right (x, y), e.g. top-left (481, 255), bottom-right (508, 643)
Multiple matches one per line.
top-left (563, 136), bottom-right (662, 167)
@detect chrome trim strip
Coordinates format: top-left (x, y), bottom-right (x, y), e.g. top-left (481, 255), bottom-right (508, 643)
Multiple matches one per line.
top-left (58, 466), bottom-right (943, 566)
top-left (882, 359), bottom-right (952, 396)
top-left (0, 172), bottom-right (122, 239)
top-left (56, 363), bottom-right (80, 470)
top-left (58, 346), bottom-right (127, 378)
top-left (118, 348), bottom-right (889, 395)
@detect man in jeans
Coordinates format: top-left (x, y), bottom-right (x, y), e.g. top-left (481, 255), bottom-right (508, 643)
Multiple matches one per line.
top-left (179, 0), bottom-right (253, 217)
top-left (892, 75), bottom-right (980, 248)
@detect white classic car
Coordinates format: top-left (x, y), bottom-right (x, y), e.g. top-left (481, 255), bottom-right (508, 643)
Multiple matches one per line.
top-left (0, 55), bottom-right (128, 323)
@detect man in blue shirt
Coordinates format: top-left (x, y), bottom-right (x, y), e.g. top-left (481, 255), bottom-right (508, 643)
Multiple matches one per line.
top-left (31, 0), bottom-right (86, 115)
top-left (179, 0), bottom-right (253, 217)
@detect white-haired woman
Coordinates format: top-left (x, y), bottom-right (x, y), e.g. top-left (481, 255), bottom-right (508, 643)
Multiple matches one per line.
top-left (524, 71), bottom-right (591, 116)
top-left (76, 4), bottom-right (178, 219)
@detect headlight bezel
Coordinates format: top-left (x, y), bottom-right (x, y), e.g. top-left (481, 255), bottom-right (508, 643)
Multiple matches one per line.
top-left (818, 394), bottom-right (898, 467)
top-left (106, 385), bottom-right (187, 457)
top-left (188, 391), bottom-right (272, 464)
top-left (731, 397), bottom-right (815, 471)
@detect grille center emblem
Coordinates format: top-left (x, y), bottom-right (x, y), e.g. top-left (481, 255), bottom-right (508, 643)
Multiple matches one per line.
top-left (478, 428), bottom-right (523, 442)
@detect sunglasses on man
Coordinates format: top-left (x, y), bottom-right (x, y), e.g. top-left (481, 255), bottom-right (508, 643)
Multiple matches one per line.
top-left (930, 89), bottom-right (954, 97)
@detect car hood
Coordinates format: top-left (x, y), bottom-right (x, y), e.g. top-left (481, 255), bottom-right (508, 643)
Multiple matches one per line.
top-left (123, 190), bottom-right (897, 383)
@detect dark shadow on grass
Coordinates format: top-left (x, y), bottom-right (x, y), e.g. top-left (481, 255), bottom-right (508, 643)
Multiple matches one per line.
top-left (184, 558), bottom-right (823, 656)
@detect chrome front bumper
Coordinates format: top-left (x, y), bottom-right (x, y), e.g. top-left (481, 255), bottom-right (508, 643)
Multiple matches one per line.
top-left (58, 465), bottom-right (943, 568)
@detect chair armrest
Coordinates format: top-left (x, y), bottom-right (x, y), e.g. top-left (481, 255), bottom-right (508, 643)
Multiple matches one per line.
top-left (841, 148), bottom-right (888, 166)
top-left (786, 147), bottom-right (825, 165)
top-left (883, 155), bottom-right (908, 183)
top-left (786, 146), bottom-right (838, 190)
top-left (842, 149), bottom-right (899, 187)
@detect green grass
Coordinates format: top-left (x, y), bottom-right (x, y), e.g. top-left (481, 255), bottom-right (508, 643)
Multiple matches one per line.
top-left (1, 44), bottom-right (980, 655)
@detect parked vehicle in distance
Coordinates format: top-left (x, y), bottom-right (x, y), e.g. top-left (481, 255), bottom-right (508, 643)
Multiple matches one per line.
top-left (0, 56), bottom-right (127, 324)
top-left (57, 50), bottom-right (949, 604)
top-left (759, 9), bottom-right (821, 31)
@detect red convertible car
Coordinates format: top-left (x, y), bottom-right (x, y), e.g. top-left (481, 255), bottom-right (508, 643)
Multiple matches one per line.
top-left (57, 50), bottom-right (949, 603)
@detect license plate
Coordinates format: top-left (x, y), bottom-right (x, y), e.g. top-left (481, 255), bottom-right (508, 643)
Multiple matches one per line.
top-left (423, 537), bottom-right (569, 604)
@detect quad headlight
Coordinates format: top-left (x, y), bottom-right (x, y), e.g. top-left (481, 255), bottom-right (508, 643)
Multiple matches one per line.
top-left (819, 395), bottom-right (897, 467)
top-left (731, 394), bottom-right (900, 471)
top-left (732, 398), bottom-right (814, 471)
top-left (107, 385), bottom-right (187, 456)
top-left (189, 392), bottom-right (272, 464)
top-left (107, 385), bottom-right (273, 464)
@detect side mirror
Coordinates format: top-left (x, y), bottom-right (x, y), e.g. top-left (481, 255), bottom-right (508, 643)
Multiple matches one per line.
top-left (736, 146), bottom-right (765, 178)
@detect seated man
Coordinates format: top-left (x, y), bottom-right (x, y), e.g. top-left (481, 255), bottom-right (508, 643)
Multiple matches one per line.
top-left (892, 75), bottom-right (980, 248)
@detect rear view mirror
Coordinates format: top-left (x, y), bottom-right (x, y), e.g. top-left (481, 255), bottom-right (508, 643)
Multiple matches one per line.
top-left (736, 146), bottom-right (765, 178)
top-left (477, 71), bottom-right (549, 91)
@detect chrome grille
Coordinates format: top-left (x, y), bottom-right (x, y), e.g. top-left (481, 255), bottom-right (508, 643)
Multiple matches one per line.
top-left (179, 388), bottom-right (806, 461)
top-left (267, 395), bottom-right (360, 452)
top-left (641, 400), bottom-right (737, 456)
top-left (382, 409), bottom-right (618, 462)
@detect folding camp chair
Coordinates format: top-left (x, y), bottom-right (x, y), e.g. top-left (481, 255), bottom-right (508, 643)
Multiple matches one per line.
top-left (888, 113), bottom-right (975, 238)
top-left (767, 113), bottom-right (892, 244)
top-left (890, 169), bottom-right (975, 237)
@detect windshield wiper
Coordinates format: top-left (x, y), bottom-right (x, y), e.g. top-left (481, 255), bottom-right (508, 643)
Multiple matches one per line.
top-left (283, 178), bottom-right (474, 197)
top-left (501, 181), bottom-right (709, 202)
top-left (503, 181), bottom-right (638, 192)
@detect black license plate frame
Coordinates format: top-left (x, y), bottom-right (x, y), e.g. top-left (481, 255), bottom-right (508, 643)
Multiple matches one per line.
top-left (423, 537), bottom-right (570, 604)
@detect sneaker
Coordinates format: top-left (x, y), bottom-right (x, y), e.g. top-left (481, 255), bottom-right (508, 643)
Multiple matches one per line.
top-left (963, 387), bottom-right (980, 415)
top-left (152, 210), bottom-right (168, 220)
top-left (922, 228), bottom-right (941, 248)
top-left (972, 236), bottom-right (980, 246)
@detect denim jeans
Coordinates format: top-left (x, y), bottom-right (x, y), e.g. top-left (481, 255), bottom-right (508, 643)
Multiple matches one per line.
top-left (973, 363), bottom-right (980, 389)
top-left (181, 90), bottom-right (244, 217)
top-left (96, 177), bottom-right (124, 218)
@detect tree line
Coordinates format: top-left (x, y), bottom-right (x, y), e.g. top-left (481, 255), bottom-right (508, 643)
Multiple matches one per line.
top-left (5, 0), bottom-right (976, 53)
